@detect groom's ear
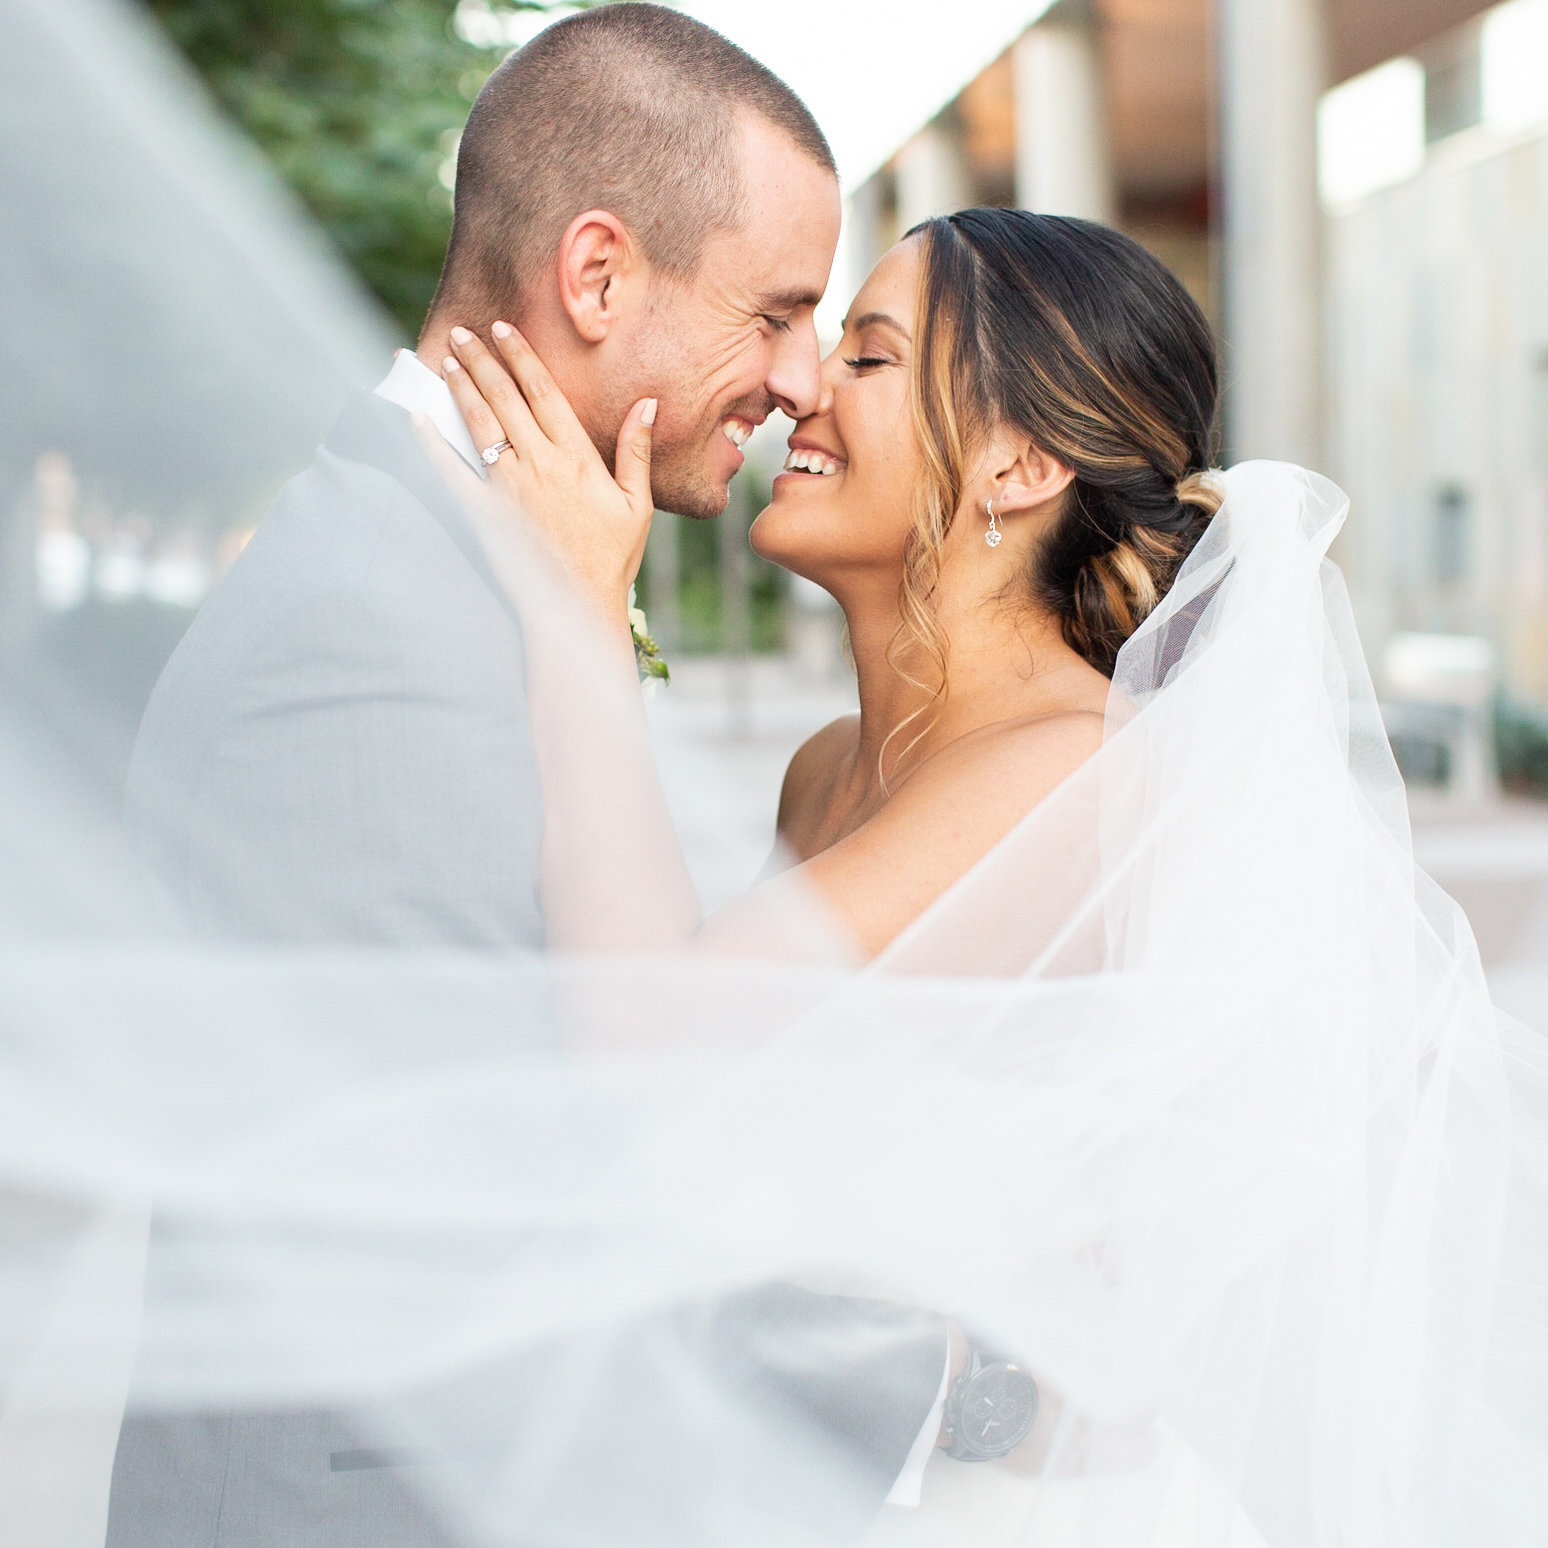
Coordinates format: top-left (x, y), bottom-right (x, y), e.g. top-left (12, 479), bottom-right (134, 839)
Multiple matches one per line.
top-left (991, 442), bottom-right (1076, 516)
top-left (555, 209), bottom-right (639, 344)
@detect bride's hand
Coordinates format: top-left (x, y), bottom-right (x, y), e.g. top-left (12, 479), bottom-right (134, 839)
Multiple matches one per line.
top-left (441, 322), bottom-right (656, 617)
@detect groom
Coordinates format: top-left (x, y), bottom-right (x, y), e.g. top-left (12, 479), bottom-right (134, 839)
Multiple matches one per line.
top-left (115, 7), bottom-right (949, 1546)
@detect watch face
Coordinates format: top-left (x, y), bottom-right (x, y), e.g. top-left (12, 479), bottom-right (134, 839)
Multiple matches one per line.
top-left (959, 1363), bottom-right (1037, 1458)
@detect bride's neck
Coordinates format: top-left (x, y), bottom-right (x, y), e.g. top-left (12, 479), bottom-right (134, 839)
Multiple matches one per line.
top-left (837, 566), bottom-right (1077, 778)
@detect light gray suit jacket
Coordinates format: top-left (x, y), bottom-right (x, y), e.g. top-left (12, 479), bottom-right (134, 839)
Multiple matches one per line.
top-left (124, 392), bottom-right (543, 948)
top-left (110, 394), bottom-right (944, 1547)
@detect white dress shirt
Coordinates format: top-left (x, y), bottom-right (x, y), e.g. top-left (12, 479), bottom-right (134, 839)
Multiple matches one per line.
top-left (375, 348), bottom-right (486, 476)
top-left (373, 344), bottom-right (951, 1507)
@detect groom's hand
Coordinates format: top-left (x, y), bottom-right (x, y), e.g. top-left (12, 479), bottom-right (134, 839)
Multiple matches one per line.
top-left (442, 322), bottom-right (656, 618)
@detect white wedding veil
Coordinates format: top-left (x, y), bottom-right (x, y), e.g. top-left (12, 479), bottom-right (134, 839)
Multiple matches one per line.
top-left (2, 3), bottom-right (1546, 1546)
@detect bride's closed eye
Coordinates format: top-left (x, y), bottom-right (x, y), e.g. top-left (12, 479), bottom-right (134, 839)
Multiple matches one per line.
top-left (842, 355), bottom-right (895, 371)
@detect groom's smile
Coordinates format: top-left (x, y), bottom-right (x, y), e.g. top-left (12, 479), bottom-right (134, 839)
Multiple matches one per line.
top-left (623, 110), bottom-right (840, 520)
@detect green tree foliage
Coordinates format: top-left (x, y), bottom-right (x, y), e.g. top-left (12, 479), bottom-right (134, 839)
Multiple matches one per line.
top-left (145, 0), bottom-right (577, 337)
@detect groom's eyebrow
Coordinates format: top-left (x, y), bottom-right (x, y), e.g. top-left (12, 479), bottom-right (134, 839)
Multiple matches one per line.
top-left (754, 285), bottom-right (824, 312)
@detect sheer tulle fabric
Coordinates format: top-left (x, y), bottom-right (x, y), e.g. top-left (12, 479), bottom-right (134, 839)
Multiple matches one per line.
top-left (2, 462), bottom-right (1545, 1547)
top-left (3, 4), bottom-right (1545, 1538)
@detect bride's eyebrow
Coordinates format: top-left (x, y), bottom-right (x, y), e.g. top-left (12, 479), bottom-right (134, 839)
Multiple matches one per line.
top-left (841, 310), bottom-right (911, 341)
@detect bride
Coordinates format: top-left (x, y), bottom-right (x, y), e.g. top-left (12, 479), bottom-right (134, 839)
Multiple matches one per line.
top-left (424, 207), bottom-right (1547, 1544)
top-left (438, 207), bottom-right (1220, 959)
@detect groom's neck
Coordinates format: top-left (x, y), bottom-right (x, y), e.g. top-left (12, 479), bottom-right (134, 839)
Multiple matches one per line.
top-left (418, 306), bottom-right (591, 406)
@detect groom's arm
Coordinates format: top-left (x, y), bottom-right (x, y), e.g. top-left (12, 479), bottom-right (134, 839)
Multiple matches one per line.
top-left (700, 1286), bottom-right (949, 1527)
top-left (446, 1286), bottom-right (950, 1545)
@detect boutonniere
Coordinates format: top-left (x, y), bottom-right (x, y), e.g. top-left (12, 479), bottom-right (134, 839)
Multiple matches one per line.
top-left (628, 587), bottom-right (670, 688)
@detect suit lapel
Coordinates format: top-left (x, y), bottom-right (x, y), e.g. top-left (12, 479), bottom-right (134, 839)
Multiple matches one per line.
top-left (323, 391), bottom-right (521, 628)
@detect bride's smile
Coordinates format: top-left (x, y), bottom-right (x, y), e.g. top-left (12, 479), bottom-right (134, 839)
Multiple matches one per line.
top-left (752, 241), bottom-right (922, 590)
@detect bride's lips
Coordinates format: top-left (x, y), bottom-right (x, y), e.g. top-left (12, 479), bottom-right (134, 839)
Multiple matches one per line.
top-left (773, 437), bottom-right (847, 488)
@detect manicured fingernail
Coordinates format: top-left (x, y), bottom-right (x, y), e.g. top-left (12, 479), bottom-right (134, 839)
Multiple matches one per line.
top-left (443, 356), bottom-right (460, 373)
top-left (641, 398), bottom-right (658, 426)
top-left (491, 320), bottom-right (512, 338)
top-left (449, 326), bottom-right (473, 345)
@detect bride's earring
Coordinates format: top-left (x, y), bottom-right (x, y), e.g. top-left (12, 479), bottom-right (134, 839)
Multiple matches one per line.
top-left (984, 496), bottom-right (1003, 548)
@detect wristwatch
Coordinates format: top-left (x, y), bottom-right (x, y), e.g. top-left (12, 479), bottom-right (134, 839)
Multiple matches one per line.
top-left (941, 1349), bottom-right (1038, 1461)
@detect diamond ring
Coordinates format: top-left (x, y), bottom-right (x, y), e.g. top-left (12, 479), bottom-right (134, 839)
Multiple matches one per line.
top-left (480, 439), bottom-right (512, 467)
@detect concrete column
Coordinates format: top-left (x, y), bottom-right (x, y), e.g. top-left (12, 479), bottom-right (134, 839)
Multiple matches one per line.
top-left (1012, 21), bottom-right (1115, 222)
top-left (1218, 0), bottom-right (1327, 465)
top-left (894, 123), bottom-right (971, 230)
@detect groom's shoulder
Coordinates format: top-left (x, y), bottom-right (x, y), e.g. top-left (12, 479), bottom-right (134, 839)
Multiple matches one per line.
top-left (200, 410), bottom-right (504, 642)
top-left (239, 434), bottom-right (452, 593)
top-left (143, 419), bottom-right (522, 728)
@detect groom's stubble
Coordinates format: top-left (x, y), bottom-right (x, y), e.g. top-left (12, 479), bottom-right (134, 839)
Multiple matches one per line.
top-left (575, 318), bottom-right (779, 522)
top-left (647, 386), bottom-right (778, 521)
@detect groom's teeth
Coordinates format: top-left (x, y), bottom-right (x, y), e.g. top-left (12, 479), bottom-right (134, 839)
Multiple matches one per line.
top-left (721, 419), bottom-right (752, 448)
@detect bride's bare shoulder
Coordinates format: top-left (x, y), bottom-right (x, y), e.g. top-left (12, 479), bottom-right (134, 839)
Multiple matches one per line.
top-left (911, 707), bottom-right (1106, 808)
top-left (789, 706), bottom-right (1106, 957)
top-left (776, 713), bottom-right (860, 840)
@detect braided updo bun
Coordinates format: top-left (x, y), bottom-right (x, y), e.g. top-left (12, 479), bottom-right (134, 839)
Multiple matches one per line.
top-left (904, 210), bottom-right (1221, 680)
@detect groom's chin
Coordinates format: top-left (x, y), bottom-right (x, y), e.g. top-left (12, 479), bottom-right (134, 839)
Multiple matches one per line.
top-left (651, 468), bottom-right (732, 522)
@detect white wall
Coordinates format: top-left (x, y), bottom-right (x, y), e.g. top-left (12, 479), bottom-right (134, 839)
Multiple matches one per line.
top-left (1326, 126), bottom-right (1548, 695)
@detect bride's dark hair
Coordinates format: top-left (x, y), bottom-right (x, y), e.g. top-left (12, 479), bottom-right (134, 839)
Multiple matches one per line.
top-left (901, 209), bottom-right (1221, 692)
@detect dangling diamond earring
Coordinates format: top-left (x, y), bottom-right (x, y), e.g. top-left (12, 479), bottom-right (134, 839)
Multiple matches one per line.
top-left (984, 496), bottom-right (1003, 548)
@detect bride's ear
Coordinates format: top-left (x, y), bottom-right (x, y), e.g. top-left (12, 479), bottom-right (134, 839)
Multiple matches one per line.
top-left (555, 209), bottom-right (637, 344)
top-left (988, 442), bottom-right (1076, 516)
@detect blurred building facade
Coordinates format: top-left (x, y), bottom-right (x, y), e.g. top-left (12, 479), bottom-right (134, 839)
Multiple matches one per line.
top-left (848, 1), bottom-right (1214, 331)
top-left (1325, 6), bottom-right (1548, 698)
top-left (843, 0), bottom-right (1548, 703)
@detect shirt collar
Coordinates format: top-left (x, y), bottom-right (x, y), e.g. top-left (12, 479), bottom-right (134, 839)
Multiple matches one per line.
top-left (373, 349), bottom-right (486, 478)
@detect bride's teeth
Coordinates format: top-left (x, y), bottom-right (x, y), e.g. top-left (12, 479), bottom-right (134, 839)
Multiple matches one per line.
top-left (781, 447), bottom-right (847, 475)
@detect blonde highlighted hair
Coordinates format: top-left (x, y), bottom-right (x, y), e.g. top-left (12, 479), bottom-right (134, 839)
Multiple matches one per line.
top-left (880, 211), bottom-right (1221, 780)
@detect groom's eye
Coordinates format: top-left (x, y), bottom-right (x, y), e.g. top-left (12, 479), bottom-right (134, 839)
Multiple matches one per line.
top-left (761, 314), bottom-right (794, 334)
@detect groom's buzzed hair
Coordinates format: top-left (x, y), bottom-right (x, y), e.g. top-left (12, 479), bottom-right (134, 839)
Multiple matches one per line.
top-left (430, 4), bottom-right (835, 319)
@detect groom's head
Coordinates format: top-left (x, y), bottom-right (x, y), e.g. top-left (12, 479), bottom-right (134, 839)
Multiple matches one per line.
top-left (422, 4), bottom-right (841, 519)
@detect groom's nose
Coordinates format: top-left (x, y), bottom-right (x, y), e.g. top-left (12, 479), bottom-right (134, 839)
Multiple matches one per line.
top-left (763, 314), bottom-right (823, 421)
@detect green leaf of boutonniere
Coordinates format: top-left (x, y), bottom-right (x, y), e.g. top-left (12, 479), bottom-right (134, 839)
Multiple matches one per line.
top-left (628, 588), bottom-right (670, 685)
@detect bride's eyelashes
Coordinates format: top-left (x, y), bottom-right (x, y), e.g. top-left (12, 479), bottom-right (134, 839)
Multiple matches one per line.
top-left (842, 355), bottom-right (894, 371)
